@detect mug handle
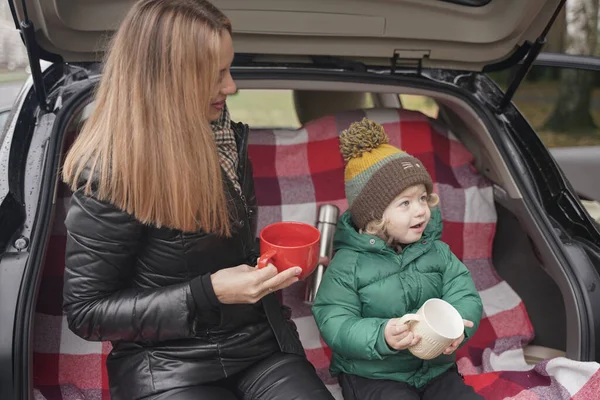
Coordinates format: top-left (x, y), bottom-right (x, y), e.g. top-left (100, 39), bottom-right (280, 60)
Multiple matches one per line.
top-left (398, 314), bottom-right (421, 325)
top-left (257, 249), bottom-right (277, 269)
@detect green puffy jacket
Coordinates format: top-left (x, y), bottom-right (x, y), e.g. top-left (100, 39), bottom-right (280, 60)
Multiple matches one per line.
top-left (312, 208), bottom-right (482, 388)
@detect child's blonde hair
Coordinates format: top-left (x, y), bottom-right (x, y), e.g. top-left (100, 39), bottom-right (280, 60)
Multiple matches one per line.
top-left (362, 192), bottom-right (440, 246)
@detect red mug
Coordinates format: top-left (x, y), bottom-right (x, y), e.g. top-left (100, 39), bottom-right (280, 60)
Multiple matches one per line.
top-left (258, 221), bottom-right (321, 278)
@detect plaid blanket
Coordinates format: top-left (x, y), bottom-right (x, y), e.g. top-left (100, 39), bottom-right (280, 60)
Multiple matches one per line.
top-left (33, 108), bottom-right (599, 399)
top-left (247, 108), bottom-right (600, 400)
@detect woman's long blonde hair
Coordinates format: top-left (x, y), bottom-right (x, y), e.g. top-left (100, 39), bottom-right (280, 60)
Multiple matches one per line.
top-left (63, 0), bottom-right (233, 235)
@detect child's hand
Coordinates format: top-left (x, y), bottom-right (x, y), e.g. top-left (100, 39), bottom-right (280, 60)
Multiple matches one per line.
top-left (384, 318), bottom-right (421, 350)
top-left (443, 319), bottom-right (474, 355)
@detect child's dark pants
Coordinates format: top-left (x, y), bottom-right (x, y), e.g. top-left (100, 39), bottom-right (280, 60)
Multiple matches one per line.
top-left (339, 365), bottom-right (483, 400)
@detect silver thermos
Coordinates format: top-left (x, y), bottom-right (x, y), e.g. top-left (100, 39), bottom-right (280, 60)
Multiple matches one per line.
top-left (304, 204), bottom-right (339, 304)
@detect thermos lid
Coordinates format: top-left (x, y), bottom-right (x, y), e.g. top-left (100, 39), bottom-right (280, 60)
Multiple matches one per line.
top-left (318, 204), bottom-right (339, 225)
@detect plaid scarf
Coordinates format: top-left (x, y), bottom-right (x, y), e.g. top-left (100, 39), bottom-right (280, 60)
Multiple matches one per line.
top-left (211, 104), bottom-right (241, 194)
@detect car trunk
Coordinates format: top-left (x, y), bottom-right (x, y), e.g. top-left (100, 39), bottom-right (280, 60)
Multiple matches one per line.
top-left (5, 0), bottom-right (600, 398)
top-left (25, 63), bottom-right (595, 397)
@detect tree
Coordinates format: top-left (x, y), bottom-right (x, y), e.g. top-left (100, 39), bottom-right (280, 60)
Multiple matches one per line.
top-left (546, 6), bottom-right (567, 53)
top-left (543, 0), bottom-right (599, 134)
top-left (0, 2), bottom-right (28, 70)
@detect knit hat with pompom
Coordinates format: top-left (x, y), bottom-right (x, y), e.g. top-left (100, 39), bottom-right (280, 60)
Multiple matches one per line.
top-left (340, 118), bottom-right (433, 229)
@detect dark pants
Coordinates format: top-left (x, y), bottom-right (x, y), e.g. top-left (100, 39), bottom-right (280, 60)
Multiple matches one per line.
top-left (339, 366), bottom-right (483, 400)
top-left (144, 352), bottom-right (334, 400)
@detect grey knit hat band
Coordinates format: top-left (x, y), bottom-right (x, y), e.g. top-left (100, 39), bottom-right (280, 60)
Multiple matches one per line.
top-left (350, 156), bottom-right (433, 229)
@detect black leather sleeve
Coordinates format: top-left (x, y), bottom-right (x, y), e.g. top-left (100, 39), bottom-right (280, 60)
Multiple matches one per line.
top-left (63, 190), bottom-right (202, 342)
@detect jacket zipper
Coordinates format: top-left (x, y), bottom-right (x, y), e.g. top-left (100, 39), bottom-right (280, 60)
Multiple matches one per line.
top-left (235, 122), bottom-right (250, 217)
top-left (232, 122), bottom-right (254, 261)
top-left (239, 192), bottom-right (249, 217)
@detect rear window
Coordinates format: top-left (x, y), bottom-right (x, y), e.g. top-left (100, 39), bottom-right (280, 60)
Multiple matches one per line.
top-left (228, 90), bottom-right (301, 129)
top-left (227, 89), bottom-right (378, 129)
top-left (399, 95), bottom-right (439, 119)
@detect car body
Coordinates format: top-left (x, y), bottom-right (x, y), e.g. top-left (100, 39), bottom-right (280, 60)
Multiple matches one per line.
top-left (1, 0), bottom-right (599, 399)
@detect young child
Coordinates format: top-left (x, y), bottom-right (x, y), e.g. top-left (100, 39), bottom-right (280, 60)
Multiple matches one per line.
top-left (312, 118), bottom-right (483, 400)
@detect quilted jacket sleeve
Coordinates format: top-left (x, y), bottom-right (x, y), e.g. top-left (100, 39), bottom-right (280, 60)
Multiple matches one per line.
top-left (63, 190), bottom-right (209, 342)
top-left (312, 250), bottom-right (397, 360)
top-left (436, 241), bottom-right (483, 343)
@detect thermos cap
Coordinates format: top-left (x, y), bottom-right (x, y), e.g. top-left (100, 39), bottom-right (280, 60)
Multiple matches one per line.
top-left (318, 204), bottom-right (339, 225)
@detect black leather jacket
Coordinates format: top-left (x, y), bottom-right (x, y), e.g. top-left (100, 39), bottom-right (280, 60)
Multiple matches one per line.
top-left (63, 122), bottom-right (304, 400)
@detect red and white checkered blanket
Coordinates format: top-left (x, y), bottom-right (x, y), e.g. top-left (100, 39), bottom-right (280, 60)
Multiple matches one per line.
top-left (33, 108), bottom-right (600, 399)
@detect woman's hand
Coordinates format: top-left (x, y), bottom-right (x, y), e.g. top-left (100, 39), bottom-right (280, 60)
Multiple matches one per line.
top-left (443, 319), bottom-right (474, 355)
top-left (211, 263), bottom-right (302, 304)
top-left (384, 318), bottom-right (421, 351)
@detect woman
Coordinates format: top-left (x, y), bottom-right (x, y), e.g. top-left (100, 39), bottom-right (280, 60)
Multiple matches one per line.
top-left (61, 1), bottom-right (333, 399)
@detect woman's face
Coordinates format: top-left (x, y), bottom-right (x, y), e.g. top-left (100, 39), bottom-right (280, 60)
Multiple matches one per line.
top-left (209, 31), bottom-right (237, 121)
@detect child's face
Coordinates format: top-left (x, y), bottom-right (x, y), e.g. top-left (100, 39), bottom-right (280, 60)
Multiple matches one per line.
top-left (382, 184), bottom-right (431, 245)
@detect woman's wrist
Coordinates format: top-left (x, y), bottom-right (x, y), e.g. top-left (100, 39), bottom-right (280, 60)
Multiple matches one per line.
top-left (189, 274), bottom-right (220, 311)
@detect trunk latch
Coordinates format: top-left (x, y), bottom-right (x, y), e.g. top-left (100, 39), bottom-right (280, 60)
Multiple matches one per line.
top-left (391, 50), bottom-right (430, 75)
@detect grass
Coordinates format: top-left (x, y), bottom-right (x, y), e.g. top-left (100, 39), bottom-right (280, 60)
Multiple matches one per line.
top-left (511, 82), bottom-right (600, 148)
top-left (0, 69), bottom-right (28, 84)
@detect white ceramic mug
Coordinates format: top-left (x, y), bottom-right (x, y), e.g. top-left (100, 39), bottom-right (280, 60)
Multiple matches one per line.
top-left (398, 298), bottom-right (464, 360)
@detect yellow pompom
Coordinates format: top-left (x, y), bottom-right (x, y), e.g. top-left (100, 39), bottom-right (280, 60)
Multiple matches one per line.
top-left (339, 118), bottom-right (389, 162)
